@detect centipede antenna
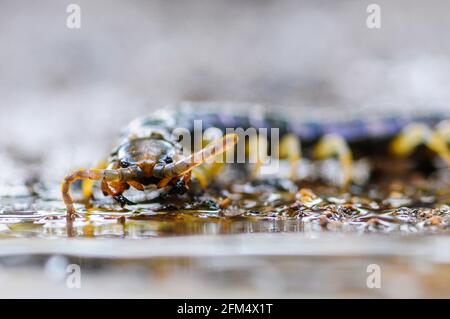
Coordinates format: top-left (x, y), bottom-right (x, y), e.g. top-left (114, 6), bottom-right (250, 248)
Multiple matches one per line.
top-left (154, 134), bottom-right (239, 178)
top-left (280, 133), bottom-right (302, 180)
top-left (314, 134), bottom-right (353, 188)
top-left (61, 166), bottom-right (143, 219)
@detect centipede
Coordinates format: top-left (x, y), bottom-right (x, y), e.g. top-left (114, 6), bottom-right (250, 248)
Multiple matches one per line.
top-left (61, 103), bottom-right (450, 220)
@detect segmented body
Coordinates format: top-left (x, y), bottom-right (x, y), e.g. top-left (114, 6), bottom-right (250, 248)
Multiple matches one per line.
top-left (119, 105), bottom-right (447, 156)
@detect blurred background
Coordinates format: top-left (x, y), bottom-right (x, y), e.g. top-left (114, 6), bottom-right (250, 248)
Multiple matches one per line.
top-left (0, 0), bottom-right (450, 182)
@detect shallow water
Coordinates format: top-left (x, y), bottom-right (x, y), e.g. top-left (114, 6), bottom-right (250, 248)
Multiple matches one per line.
top-left (1, 174), bottom-right (448, 240)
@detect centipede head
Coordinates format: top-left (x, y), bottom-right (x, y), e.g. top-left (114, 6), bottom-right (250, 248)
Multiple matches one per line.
top-left (103, 133), bottom-right (239, 197)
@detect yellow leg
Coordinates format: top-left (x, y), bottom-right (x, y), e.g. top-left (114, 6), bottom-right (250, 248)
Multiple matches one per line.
top-left (196, 162), bottom-right (226, 184)
top-left (436, 120), bottom-right (450, 141)
top-left (279, 134), bottom-right (302, 180)
top-left (192, 168), bottom-right (209, 188)
top-left (390, 123), bottom-right (430, 157)
top-left (390, 123), bottom-right (450, 166)
top-left (200, 135), bottom-right (228, 180)
top-left (190, 135), bottom-right (230, 188)
top-left (248, 134), bottom-right (269, 180)
top-left (435, 120), bottom-right (450, 165)
top-left (427, 132), bottom-right (450, 166)
top-left (314, 134), bottom-right (353, 187)
top-left (81, 179), bottom-right (95, 200)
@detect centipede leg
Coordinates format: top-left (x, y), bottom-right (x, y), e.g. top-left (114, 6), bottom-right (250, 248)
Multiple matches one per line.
top-left (198, 161), bottom-right (226, 184)
top-left (192, 168), bottom-right (209, 188)
top-left (103, 181), bottom-right (135, 207)
top-left (390, 123), bottom-right (450, 166)
top-left (169, 173), bottom-right (191, 195)
top-left (436, 120), bottom-right (450, 142)
top-left (249, 134), bottom-right (269, 180)
top-left (434, 120), bottom-right (450, 165)
top-left (113, 194), bottom-right (136, 207)
top-left (190, 136), bottom-right (228, 188)
top-left (390, 123), bottom-right (430, 157)
top-left (314, 134), bottom-right (353, 187)
top-left (279, 133), bottom-right (302, 180)
top-left (427, 133), bottom-right (450, 166)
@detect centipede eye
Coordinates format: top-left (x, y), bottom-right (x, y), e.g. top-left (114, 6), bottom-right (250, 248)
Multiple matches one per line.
top-left (120, 159), bottom-right (131, 168)
top-left (159, 155), bottom-right (173, 164)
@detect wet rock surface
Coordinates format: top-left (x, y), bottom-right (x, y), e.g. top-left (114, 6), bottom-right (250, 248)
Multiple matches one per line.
top-left (1, 173), bottom-right (448, 238)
